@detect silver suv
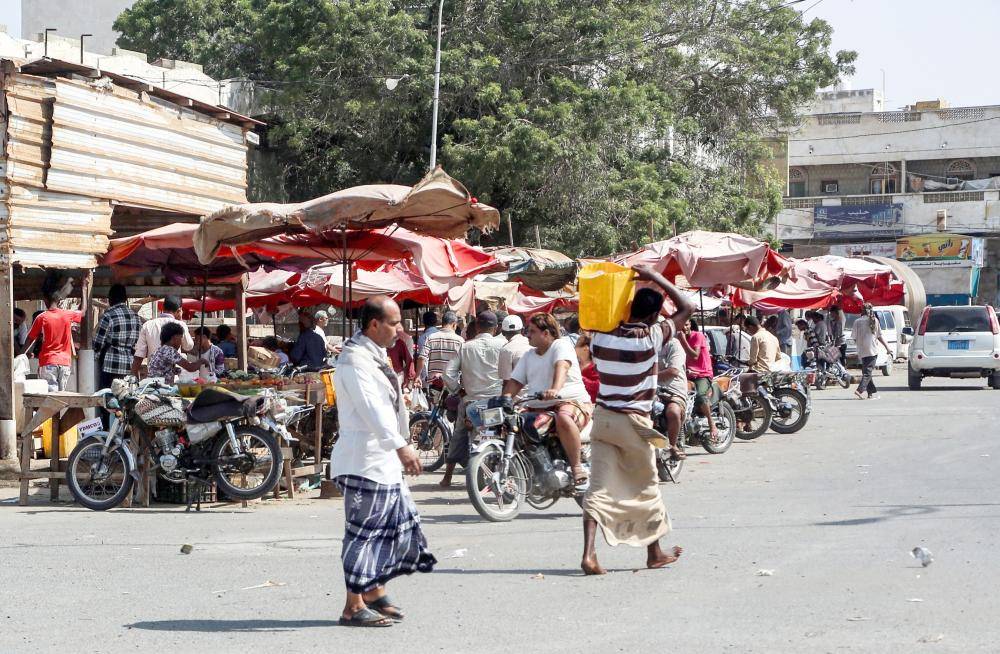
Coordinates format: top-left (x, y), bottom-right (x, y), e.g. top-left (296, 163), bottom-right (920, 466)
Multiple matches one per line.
top-left (906, 305), bottom-right (1000, 390)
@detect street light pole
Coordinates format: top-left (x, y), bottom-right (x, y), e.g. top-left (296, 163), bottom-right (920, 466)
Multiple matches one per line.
top-left (428, 0), bottom-right (445, 170)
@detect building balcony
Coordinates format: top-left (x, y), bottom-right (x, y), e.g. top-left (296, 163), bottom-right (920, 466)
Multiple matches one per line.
top-left (777, 190), bottom-right (1000, 242)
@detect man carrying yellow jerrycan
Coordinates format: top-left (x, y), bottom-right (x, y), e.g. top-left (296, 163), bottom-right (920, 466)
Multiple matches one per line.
top-left (576, 262), bottom-right (693, 576)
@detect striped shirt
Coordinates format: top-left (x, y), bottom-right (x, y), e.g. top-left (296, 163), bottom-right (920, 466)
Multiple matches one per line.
top-left (419, 329), bottom-right (465, 376)
top-left (591, 321), bottom-right (675, 415)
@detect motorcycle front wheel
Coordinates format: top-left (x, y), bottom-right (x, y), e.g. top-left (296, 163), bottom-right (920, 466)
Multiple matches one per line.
top-left (408, 412), bottom-right (449, 473)
top-left (702, 402), bottom-right (736, 454)
top-left (770, 389), bottom-right (810, 434)
top-left (66, 436), bottom-right (134, 510)
top-left (212, 427), bottom-right (283, 501)
top-left (466, 447), bottom-right (528, 522)
top-left (656, 449), bottom-right (684, 483)
top-left (733, 395), bottom-right (771, 441)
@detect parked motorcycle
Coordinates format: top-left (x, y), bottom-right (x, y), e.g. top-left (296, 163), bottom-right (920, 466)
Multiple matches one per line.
top-left (765, 371), bottom-right (812, 434)
top-left (465, 394), bottom-right (591, 522)
top-left (66, 378), bottom-right (287, 511)
top-left (652, 379), bottom-right (737, 483)
top-left (407, 377), bottom-right (453, 472)
top-left (807, 348), bottom-right (852, 390)
top-left (723, 368), bottom-right (774, 441)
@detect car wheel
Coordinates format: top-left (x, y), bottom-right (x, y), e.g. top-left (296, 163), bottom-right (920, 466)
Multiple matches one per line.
top-left (907, 366), bottom-right (922, 390)
top-left (990, 371), bottom-right (1000, 389)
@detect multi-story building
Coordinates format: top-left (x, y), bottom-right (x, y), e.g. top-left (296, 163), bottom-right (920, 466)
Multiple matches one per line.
top-left (774, 87), bottom-right (1000, 306)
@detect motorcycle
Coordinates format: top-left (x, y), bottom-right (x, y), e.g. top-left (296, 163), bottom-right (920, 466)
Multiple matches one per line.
top-left (66, 378), bottom-right (287, 511)
top-left (652, 378), bottom-right (737, 483)
top-left (807, 348), bottom-right (852, 390)
top-left (764, 371), bottom-right (812, 434)
top-left (724, 367), bottom-right (774, 441)
top-left (465, 394), bottom-right (591, 522)
top-left (407, 377), bottom-right (453, 472)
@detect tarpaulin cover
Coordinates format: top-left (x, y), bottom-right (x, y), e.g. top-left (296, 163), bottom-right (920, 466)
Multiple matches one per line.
top-left (617, 230), bottom-right (788, 288)
top-left (194, 167), bottom-right (500, 263)
top-left (785, 255), bottom-right (904, 312)
top-left (484, 247), bottom-right (578, 291)
top-left (103, 223), bottom-right (500, 295)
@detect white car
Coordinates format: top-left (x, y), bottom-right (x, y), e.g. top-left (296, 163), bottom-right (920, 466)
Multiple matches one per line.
top-left (844, 309), bottom-right (899, 376)
top-left (906, 305), bottom-right (1000, 390)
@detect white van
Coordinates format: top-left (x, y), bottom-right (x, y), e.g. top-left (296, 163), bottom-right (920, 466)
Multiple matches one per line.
top-left (883, 305), bottom-right (912, 359)
top-left (843, 308), bottom-right (899, 375)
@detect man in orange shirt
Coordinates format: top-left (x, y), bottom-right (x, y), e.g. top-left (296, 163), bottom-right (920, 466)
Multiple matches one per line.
top-left (21, 293), bottom-right (82, 392)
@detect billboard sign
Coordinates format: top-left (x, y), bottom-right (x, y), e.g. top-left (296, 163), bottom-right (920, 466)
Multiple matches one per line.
top-left (896, 233), bottom-right (983, 268)
top-left (828, 242), bottom-right (897, 258)
top-left (813, 204), bottom-right (904, 238)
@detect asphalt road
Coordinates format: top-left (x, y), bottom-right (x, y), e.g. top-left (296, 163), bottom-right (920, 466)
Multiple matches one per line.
top-left (2, 369), bottom-right (997, 653)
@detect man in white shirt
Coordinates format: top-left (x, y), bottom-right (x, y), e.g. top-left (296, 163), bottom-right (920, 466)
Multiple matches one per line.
top-left (130, 295), bottom-right (194, 377)
top-left (329, 296), bottom-right (433, 627)
top-left (313, 309), bottom-right (336, 354)
top-left (503, 312), bottom-right (594, 489)
top-left (441, 311), bottom-right (503, 487)
top-left (498, 314), bottom-right (532, 381)
top-left (658, 337), bottom-right (688, 460)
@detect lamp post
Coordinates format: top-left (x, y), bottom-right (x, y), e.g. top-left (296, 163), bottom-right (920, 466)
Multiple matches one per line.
top-left (428, 0), bottom-right (445, 170)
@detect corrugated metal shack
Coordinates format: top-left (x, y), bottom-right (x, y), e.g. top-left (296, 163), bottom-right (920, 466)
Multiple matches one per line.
top-left (0, 55), bottom-right (261, 460)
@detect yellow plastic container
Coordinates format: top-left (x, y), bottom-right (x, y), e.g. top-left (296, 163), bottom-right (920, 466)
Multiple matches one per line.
top-left (321, 370), bottom-right (337, 406)
top-left (578, 262), bottom-right (636, 332)
top-left (39, 419), bottom-right (80, 459)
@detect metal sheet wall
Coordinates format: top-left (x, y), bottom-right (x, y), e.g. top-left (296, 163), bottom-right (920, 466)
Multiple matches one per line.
top-left (1, 70), bottom-right (250, 269)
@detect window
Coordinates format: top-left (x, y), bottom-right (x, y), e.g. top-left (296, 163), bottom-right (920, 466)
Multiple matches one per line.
top-left (869, 163), bottom-right (898, 194)
top-left (945, 159), bottom-right (976, 181)
top-left (788, 168), bottom-right (807, 197)
top-left (821, 180), bottom-right (839, 194)
top-left (925, 306), bottom-right (991, 333)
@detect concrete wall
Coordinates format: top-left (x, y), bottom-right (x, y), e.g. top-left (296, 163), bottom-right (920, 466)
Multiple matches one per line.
top-left (22, 0), bottom-right (136, 55)
top-left (806, 88), bottom-right (884, 115)
top-left (788, 105), bottom-right (1000, 167)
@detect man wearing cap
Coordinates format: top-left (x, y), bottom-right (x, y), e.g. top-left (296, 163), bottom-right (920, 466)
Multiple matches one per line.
top-left (441, 311), bottom-right (503, 487)
top-left (498, 314), bottom-right (531, 382)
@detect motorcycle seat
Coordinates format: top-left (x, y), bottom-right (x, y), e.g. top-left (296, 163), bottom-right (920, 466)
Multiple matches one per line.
top-left (188, 387), bottom-right (263, 423)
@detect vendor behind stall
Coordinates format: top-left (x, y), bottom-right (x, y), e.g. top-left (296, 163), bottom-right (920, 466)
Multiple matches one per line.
top-left (194, 327), bottom-right (226, 380)
top-left (216, 324), bottom-right (237, 358)
top-left (292, 311), bottom-right (328, 371)
top-left (132, 296), bottom-right (193, 377)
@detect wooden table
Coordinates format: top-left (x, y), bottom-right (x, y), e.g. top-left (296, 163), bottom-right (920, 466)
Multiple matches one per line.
top-left (18, 392), bottom-right (105, 506)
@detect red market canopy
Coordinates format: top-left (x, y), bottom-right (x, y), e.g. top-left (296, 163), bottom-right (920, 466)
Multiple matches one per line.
top-left (617, 230), bottom-right (788, 288)
top-left (194, 167), bottom-right (500, 263)
top-left (792, 256), bottom-right (904, 311)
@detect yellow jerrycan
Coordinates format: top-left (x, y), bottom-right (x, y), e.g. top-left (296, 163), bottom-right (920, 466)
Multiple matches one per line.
top-left (578, 262), bottom-right (636, 332)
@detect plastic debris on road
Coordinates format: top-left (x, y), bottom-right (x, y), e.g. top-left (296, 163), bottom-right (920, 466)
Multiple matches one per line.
top-left (180, 544), bottom-right (194, 554)
top-left (907, 598), bottom-right (924, 602)
top-left (846, 616), bottom-right (871, 622)
top-left (446, 548), bottom-right (468, 559)
top-left (756, 569), bottom-right (775, 576)
top-left (240, 580), bottom-right (287, 590)
top-left (530, 573), bottom-right (545, 580)
top-left (911, 547), bottom-right (933, 567)
top-left (918, 634), bottom-right (944, 643)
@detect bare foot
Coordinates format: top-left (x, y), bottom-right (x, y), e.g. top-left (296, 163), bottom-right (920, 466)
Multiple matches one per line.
top-left (581, 557), bottom-right (607, 576)
top-left (647, 546), bottom-right (683, 569)
top-left (438, 476), bottom-right (452, 488)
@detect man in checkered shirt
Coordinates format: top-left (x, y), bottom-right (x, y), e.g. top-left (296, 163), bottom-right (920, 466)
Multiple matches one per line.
top-left (92, 284), bottom-right (141, 389)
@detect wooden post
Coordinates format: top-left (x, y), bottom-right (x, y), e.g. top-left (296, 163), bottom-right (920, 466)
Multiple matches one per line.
top-left (534, 224), bottom-right (542, 249)
top-left (506, 215), bottom-right (514, 247)
top-left (235, 277), bottom-right (248, 370)
top-left (0, 254), bottom-right (15, 461)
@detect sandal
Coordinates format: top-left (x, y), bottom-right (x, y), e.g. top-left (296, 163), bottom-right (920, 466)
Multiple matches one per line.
top-left (368, 595), bottom-right (405, 622)
top-left (572, 465), bottom-right (590, 491)
top-left (339, 606), bottom-right (394, 628)
top-left (670, 447), bottom-right (687, 461)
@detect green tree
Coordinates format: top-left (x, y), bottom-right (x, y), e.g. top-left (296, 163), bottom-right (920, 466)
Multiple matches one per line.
top-left (115, 0), bottom-right (854, 256)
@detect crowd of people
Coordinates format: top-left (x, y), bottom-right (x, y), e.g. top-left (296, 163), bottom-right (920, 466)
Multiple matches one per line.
top-left (12, 285), bottom-right (349, 392)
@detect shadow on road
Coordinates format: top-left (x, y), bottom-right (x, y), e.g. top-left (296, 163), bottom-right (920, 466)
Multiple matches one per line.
top-left (421, 512), bottom-right (579, 524)
top-left (814, 504), bottom-right (939, 527)
top-left (125, 619), bottom-right (339, 633)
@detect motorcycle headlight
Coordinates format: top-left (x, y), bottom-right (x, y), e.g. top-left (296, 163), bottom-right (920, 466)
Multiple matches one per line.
top-left (480, 407), bottom-right (504, 427)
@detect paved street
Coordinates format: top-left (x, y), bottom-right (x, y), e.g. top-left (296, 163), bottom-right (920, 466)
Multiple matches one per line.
top-left (2, 369), bottom-right (998, 653)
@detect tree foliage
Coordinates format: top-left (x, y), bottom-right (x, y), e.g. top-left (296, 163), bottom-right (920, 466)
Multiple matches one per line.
top-left (116, 0), bottom-right (854, 256)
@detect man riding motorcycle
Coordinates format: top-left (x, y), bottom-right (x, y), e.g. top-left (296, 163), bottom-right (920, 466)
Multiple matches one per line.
top-left (502, 312), bottom-right (593, 489)
top-left (657, 335), bottom-right (688, 460)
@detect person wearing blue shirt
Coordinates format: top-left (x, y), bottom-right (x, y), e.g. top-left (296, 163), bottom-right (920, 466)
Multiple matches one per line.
top-left (216, 324), bottom-right (237, 358)
top-left (291, 312), bottom-right (328, 371)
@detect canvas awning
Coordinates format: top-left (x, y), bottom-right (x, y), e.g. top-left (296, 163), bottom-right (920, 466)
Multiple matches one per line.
top-left (194, 167), bottom-right (500, 263)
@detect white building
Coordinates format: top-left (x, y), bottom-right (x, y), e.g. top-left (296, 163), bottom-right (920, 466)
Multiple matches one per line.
top-left (775, 88), bottom-right (1000, 306)
top-left (22, 0), bottom-right (137, 56)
